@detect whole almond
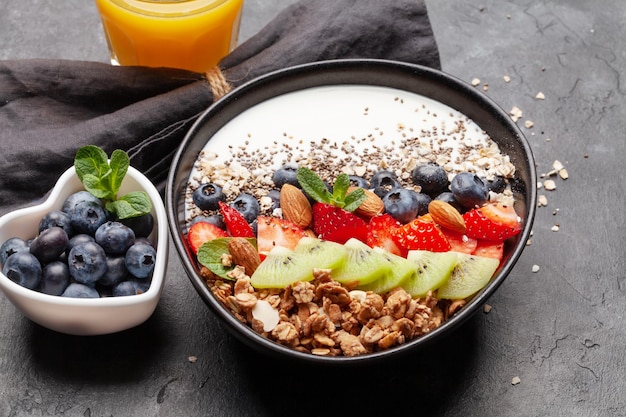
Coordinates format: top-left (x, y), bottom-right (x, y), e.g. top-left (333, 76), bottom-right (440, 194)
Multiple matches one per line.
top-left (428, 200), bottom-right (466, 233)
top-left (349, 186), bottom-right (385, 218)
top-left (280, 184), bottom-right (312, 228)
top-left (228, 237), bottom-right (261, 276)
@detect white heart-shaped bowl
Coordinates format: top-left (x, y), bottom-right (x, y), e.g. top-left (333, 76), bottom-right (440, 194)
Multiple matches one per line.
top-left (0, 165), bottom-right (168, 335)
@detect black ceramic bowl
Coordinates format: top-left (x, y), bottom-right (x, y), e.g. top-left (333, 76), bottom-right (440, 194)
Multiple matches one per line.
top-left (166, 59), bottom-right (536, 364)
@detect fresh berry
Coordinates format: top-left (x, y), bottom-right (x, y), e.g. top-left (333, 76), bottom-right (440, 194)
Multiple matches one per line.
top-left (40, 261), bottom-right (71, 296)
top-left (67, 241), bottom-right (107, 286)
top-left (434, 191), bottom-right (464, 213)
top-left (382, 188), bottom-right (420, 224)
top-left (112, 281), bottom-right (143, 297)
top-left (450, 172), bottom-right (489, 209)
top-left (463, 203), bottom-right (522, 241)
top-left (95, 221), bottom-right (135, 255)
top-left (312, 203), bottom-right (368, 244)
top-left (231, 193), bottom-right (261, 223)
top-left (125, 242), bottom-right (156, 279)
top-left (187, 221), bottom-right (228, 254)
top-left (29, 226), bottom-right (69, 264)
top-left (256, 216), bottom-right (307, 257)
top-left (348, 175), bottom-right (369, 189)
top-left (0, 237), bottom-right (29, 265)
top-left (272, 163), bottom-right (300, 189)
top-left (191, 214), bottom-right (226, 230)
top-left (192, 183), bottom-right (225, 211)
top-left (2, 251), bottom-right (42, 289)
top-left (482, 175), bottom-right (507, 194)
top-left (415, 192), bottom-right (432, 216)
top-left (391, 219), bottom-right (451, 252)
top-left (262, 189), bottom-right (281, 212)
top-left (370, 170), bottom-right (400, 198)
top-left (39, 210), bottom-right (74, 237)
top-left (219, 201), bottom-right (255, 237)
top-left (119, 212), bottom-right (154, 238)
top-left (411, 163), bottom-right (449, 196)
top-left (67, 234), bottom-right (95, 253)
top-left (366, 214), bottom-right (405, 257)
top-left (62, 283), bottom-right (99, 298)
top-left (440, 229), bottom-right (477, 254)
top-left (70, 200), bottom-right (109, 236)
top-left (98, 256), bottom-right (128, 286)
top-left (472, 240), bottom-right (504, 261)
top-left (62, 191), bottom-right (101, 214)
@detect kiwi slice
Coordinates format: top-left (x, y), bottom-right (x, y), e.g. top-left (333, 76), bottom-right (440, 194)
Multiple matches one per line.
top-left (294, 237), bottom-right (348, 270)
top-left (250, 246), bottom-right (313, 289)
top-left (402, 250), bottom-right (458, 297)
top-left (330, 238), bottom-right (391, 286)
top-left (437, 253), bottom-right (500, 299)
top-left (358, 248), bottom-right (417, 294)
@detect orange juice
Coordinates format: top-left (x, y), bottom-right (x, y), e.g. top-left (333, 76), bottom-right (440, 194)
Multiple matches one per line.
top-left (94, 0), bottom-right (243, 72)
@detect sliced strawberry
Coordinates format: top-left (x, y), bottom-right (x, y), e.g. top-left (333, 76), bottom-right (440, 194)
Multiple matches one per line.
top-left (312, 202), bottom-right (368, 244)
top-left (391, 219), bottom-right (451, 252)
top-left (219, 201), bottom-right (254, 237)
top-left (366, 214), bottom-right (406, 257)
top-left (441, 229), bottom-right (477, 254)
top-left (463, 202), bottom-right (522, 242)
top-left (257, 216), bottom-right (307, 258)
top-left (187, 221), bottom-right (228, 254)
top-left (473, 240), bottom-right (504, 261)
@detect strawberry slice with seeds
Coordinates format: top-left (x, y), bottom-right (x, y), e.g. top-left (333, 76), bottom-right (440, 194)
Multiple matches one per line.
top-left (187, 221), bottom-right (229, 254)
top-left (463, 202), bottom-right (522, 242)
top-left (441, 229), bottom-right (477, 254)
top-left (219, 201), bottom-right (254, 237)
top-left (367, 214), bottom-right (406, 257)
top-left (257, 215), bottom-right (307, 258)
top-left (472, 240), bottom-right (504, 261)
top-left (391, 218), bottom-right (451, 252)
top-left (312, 202), bottom-right (368, 244)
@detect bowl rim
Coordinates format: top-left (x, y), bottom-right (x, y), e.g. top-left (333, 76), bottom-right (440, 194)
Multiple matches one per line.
top-left (0, 163), bottom-right (168, 308)
top-left (167, 58), bottom-right (537, 364)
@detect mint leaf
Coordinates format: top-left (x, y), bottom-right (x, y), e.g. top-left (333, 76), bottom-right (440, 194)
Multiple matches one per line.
top-left (343, 188), bottom-right (366, 212)
top-left (108, 149), bottom-right (129, 199)
top-left (106, 191), bottom-right (152, 219)
top-left (82, 172), bottom-right (114, 200)
top-left (75, 145), bottom-right (109, 182)
top-left (296, 167), bottom-right (331, 203)
top-left (197, 237), bottom-right (256, 280)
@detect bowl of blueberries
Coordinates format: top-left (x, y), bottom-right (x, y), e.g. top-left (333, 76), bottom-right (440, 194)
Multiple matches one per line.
top-left (0, 146), bottom-right (168, 335)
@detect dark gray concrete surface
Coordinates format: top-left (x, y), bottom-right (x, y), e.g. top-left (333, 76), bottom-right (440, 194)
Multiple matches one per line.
top-left (1, 1), bottom-right (625, 416)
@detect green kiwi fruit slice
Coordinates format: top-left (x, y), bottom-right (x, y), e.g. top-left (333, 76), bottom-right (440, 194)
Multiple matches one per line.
top-left (294, 237), bottom-right (348, 270)
top-left (437, 253), bottom-right (500, 299)
top-left (358, 247), bottom-right (417, 294)
top-left (250, 246), bottom-right (313, 288)
top-left (330, 238), bottom-right (392, 286)
top-left (402, 250), bottom-right (458, 297)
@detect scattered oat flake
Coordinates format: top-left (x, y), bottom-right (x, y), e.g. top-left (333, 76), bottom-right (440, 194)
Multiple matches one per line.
top-left (509, 106), bottom-right (523, 122)
top-left (537, 195), bottom-right (548, 207)
top-left (512, 376), bottom-right (521, 385)
top-left (543, 179), bottom-right (556, 190)
top-left (552, 160), bottom-right (564, 171)
top-left (558, 169), bottom-right (569, 180)
top-left (471, 78), bottom-right (481, 86)
top-left (524, 120), bottom-right (534, 129)
top-left (483, 304), bottom-right (492, 313)
top-left (551, 225), bottom-right (560, 232)
top-left (535, 92), bottom-right (545, 100)
top-left (503, 75), bottom-right (511, 83)
top-left (188, 356), bottom-right (198, 363)
top-left (532, 265), bottom-right (540, 273)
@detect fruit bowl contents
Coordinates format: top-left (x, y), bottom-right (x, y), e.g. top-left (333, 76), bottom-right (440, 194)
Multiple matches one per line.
top-left (168, 60), bottom-right (536, 361)
top-left (0, 146), bottom-right (168, 335)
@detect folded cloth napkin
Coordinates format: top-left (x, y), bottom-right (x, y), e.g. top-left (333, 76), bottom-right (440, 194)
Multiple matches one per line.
top-left (0, 0), bottom-right (440, 215)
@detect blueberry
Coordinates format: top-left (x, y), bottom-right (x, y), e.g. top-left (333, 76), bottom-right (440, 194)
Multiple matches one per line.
top-left (450, 172), bottom-right (489, 209)
top-left (231, 193), bottom-right (260, 223)
top-left (348, 175), bottom-right (369, 189)
top-left (70, 200), bottom-right (109, 236)
top-left (95, 221), bottom-right (135, 255)
top-left (119, 212), bottom-right (154, 238)
top-left (262, 190), bottom-right (281, 212)
top-left (40, 261), bottom-right (70, 296)
top-left (39, 210), bottom-right (74, 237)
top-left (415, 192), bottom-right (432, 216)
top-left (112, 281), bottom-right (142, 297)
top-left (370, 170), bottom-right (400, 198)
top-left (192, 183), bottom-right (225, 211)
top-left (68, 241), bottom-right (107, 286)
top-left (482, 175), bottom-right (507, 194)
top-left (125, 243), bottom-right (156, 279)
top-left (134, 237), bottom-right (155, 248)
top-left (62, 283), bottom-right (99, 298)
top-left (67, 234), bottom-right (95, 253)
top-left (29, 226), bottom-right (69, 264)
top-left (0, 237), bottom-right (29, 265)
top-left (191, 214), bottom-right (226, 230)
top-left (62, 191), bottom-right (101, 214)
top-left (434, 192), bottom-right (464, 213)
top-left (382, 188), bottom-right (420, 224)
top-left (272, 163), bottom-right (300, 189)
top-left (98, 256), bottom-right (128, 287)
top-left (2, 252), bottom-right (42, 290)
top-left (411, 163), bottom-right (449, 196)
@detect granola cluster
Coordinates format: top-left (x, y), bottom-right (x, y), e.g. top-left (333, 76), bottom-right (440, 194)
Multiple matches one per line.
top-left (205, 267), bottom-right (464, 357)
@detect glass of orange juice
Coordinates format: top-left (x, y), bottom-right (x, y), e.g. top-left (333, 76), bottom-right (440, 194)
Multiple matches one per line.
top-left (94, 0), bottom-right (244, 73)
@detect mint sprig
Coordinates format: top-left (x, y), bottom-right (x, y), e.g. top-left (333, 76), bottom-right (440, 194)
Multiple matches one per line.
top-left (296, 167), bottom-right (366, 211)
top-left (74, 145), bottom-right (152, 219)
